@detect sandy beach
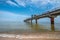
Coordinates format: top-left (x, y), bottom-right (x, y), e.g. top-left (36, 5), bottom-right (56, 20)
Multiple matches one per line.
top-left (0, 32), bottom-right (60, 40)
top-left (0, 37), bottom-right (60, 40)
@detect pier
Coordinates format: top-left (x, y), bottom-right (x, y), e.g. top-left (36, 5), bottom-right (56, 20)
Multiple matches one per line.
top-left (24, 9), bottom-right (60, 31)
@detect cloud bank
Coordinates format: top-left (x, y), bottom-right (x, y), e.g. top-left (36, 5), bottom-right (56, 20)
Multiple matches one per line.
top-left (6, 0), bottom-right (19, 7)
top-left (0, 11), bottom-right (29, 22)
top-left (0, 11), bottom-right (60, 23)
top-left (0, 0), bottom-right (60, 9)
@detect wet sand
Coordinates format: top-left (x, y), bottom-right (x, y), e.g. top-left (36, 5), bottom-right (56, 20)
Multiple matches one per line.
top-left (0, 37), bottom-right (60, 40)
top-left (0, 32), bottom-right (60, 40)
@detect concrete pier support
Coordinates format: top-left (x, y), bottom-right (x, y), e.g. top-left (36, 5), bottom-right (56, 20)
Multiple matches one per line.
top-left (31, 19), bottom-right (32, 24)
top-left (35, 19), bottom-right (37, 24)
top-left (34, 15), bottom-right (38, 24)
top-left (50, 17), bottom-right (55, 31)
top-left (51, 17), bottom-right (54, 24)
top-left (31, 15), bottom-right (33, 24)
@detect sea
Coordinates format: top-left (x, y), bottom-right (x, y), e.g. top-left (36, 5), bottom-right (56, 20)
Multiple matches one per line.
top-left (0, 21), bottom-right (60, 33)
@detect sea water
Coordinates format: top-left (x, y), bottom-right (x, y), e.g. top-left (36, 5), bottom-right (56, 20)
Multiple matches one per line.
top-left (0, 21), bottom-right (60, 33)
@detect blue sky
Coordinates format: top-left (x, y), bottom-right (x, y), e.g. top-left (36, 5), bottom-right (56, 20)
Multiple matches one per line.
top-left (0, 0), bottom-right (60, 22)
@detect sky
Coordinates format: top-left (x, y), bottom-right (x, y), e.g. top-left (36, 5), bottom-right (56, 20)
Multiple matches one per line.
top-left (0, 0), bottom-right (60, 22)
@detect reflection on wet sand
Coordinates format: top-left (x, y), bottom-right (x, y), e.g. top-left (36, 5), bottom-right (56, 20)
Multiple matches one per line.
top-left (31, 24), bottom-right (40, 31)
top-left (51, 24), bottom-right (55, 31)
top-left (25, 22), bottom-right (55, 32)
top-left (25, 22), bottom-right (41, 31)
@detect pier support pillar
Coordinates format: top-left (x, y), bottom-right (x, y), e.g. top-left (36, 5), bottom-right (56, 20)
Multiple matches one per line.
top-left (31, 19), bottom-right (32, 24)
top-left (31, 15), bottom-right (33, 24)
top-left (35, 19), bottom-right (37, 24)
top-left (51, 17), bottom-right (54, 24)
top-left (34, 15), bottom-right (38, 24)
top-left (50, 17), bottom-right (55, 31)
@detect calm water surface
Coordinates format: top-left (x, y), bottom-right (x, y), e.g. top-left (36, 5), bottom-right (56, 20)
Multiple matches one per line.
top-left (0, 21), bottom-right (60, 33)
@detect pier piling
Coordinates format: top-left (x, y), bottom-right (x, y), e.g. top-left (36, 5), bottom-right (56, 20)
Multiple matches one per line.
top-left (35, 19), bottom-right (37, 24)
top-left (50, 17), bottom-right (55, 31)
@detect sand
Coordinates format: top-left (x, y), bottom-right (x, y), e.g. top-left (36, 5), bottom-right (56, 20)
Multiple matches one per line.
top-left (0, 32), bottom-right (60, 40)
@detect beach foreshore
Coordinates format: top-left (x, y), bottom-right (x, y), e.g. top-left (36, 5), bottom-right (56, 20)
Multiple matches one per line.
top-left (0, 32), bottom-right (60, 40)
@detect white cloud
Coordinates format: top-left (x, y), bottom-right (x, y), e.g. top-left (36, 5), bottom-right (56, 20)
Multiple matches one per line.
top-left (31, 0), bottom-right (60, 9)
top-left (15, 0), bottom-right (26, 7)
top-left (6, 0), bottom-right (19, 7)
top-left (55, 16), bottom-right (60, 23)
top-left (1, 0), bottom-right (60, 9)
top-left (0, 11), bottom-right (29, 22)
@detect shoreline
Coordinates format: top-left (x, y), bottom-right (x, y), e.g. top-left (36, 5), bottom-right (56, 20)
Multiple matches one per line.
top-left (0, 32), bottom-right (60, 40)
